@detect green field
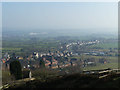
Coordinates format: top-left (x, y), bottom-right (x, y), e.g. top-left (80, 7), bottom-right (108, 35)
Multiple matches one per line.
top-left (2, 48), bottom-right (22, 51)
top-left (83, 63), bottom-right (118, 71)
top-left (70, 55), bottom-right (118, 71)
top-left (89, 42), bottom-right (118, 49)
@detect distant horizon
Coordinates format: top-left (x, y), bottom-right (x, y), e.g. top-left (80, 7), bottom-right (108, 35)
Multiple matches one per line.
top-left (3, 27), bottom-right (118, 33)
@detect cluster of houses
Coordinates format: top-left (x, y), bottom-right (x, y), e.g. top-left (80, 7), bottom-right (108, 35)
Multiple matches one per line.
top-left (2, 40), bottom-right (113, 71)
top-left (35, 53), bottom-right (78, 69)
top-left (66, 40), bottom-right (117, 57)
top-left (83, 51), bottom-right (105, 56)
top-left (39, 50), bottom-right (73, 58)
top-left (66, 40), bottom-right (100, 49)
top-left (1, 49), bottom-right (108, 71)
top-left (1, 51), bottom-right (78, 70)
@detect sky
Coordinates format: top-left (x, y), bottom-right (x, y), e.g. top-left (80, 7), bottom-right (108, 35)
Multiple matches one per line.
top-left (2, 2), bottom-right (118, 32)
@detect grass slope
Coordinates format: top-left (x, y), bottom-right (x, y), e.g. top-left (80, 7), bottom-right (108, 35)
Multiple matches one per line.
top-left (5, 73), bottom-right (120, 89)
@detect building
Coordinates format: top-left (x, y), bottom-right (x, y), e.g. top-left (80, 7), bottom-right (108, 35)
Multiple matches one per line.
top-left (45, 60), bottom-right (51, 68)
top-left (50, 64), bottom-right (58, 69)
top-left (18, 57), bottom-right (23, 60)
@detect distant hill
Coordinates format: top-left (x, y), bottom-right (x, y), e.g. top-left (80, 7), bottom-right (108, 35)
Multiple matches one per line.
top-left (3, 28), bottom-right (117, 39)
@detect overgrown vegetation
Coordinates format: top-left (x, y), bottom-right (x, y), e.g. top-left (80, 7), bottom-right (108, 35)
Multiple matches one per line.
top-left (5, 73), bottom-right (120, 89)
top-left (31, 69), bottom-right (58, 80)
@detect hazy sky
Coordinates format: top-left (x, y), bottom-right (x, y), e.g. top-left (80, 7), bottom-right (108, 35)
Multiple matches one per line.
top-left (2, 2), bottom-right (118, 31)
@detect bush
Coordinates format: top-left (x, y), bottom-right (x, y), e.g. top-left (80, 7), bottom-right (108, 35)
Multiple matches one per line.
top-left (2, 70), bottom-right (15, 85)
top-left (22, 69), bottom-right (31, 79)
top-left (32, 69), bottom-right (58, 81)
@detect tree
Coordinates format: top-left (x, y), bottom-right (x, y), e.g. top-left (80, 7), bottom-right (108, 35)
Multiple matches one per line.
top-left (9, 53), bottom-right (16, 62)
top-left (39, 58), bottom-right (45, 68)
top-left (10, 60), bottom-right (22, 80)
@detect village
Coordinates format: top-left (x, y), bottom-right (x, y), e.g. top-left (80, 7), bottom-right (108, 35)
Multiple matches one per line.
top-left (2, 39), bottom-right (118, 73)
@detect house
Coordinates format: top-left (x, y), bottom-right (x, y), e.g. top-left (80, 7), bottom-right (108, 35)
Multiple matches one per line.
top-left (43, 57), bottom-right (46, 61)
top-left (83, 53), bottom-right (90, 55)
top-left (36, 53), bottom-right (39, 58)
top-left (50, 52), bottom-right (54, 55)
top-left (87, 62), bottom-right (93, 64)
top-left (50, 64), bottom-right (58, 69)
top-left (64, 62), bottom-right (71, 67)
top-left (52, 59), bottom-right (58, 64)
top-left (40, 54), bottom-right (43, 57)
top-left (4, 53), bottom-right (10, 59)
top-left (58, 63), bottom-right (65, 68)
top-left (47, 53), bottom-right (50, 55)
top-left (60, 53), bottom-right (64, 57)
top-left (70, 62), bottom-right (77, 66)
top-left (18, 57), bottom-right (23, 60)
top-left (2, 59), bottom-right (6, 64)
top-left (45, 60), bottom-right (51, 68)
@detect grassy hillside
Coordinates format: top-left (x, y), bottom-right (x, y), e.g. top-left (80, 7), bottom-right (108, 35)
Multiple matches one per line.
top-left (5, 73), bottom-right (120, 89)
